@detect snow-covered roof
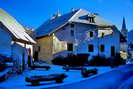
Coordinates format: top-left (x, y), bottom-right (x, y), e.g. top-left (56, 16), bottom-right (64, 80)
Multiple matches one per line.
top-left (35, 9), bottom-right (114, 38)
top-left (69, 9), bottom-right (113, 26)
top-left (0, 8), bottom-right (36, 44)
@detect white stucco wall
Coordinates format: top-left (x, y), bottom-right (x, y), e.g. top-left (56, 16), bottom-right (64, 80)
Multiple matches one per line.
top-left (54, 23), bottom-right (120, 58)
top-left (16, 42), bottom-right (33, 56)
top-left (0, 27), bottom-right (12, 57)
top-left (12, 43), bottom-right (28, 67)
top-left (0, 26), bottom-right (30, 68)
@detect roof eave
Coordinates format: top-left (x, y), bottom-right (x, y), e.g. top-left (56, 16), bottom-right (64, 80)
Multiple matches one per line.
top-left (14, 38), bottom-right (36, 45)
top-left (36, 22), bottom-right (69, 39)
top-left (0, 22), bottom-right (36, 45)
top-left (70, 21), bottom-right (114, 27)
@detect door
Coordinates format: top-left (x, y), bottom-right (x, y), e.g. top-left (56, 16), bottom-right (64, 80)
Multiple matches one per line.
top-left (33, 51), bottom-right (38, 61)
top-left (111, 46), bottom-right (115, 56)
top-left (22, 53), bottom-right (25, 71)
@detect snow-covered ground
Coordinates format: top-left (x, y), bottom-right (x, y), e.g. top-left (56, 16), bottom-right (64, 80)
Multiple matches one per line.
top-left (44, 64), bottom-right (133, 89)
top-left (0, 63), bottom-right (111, 89)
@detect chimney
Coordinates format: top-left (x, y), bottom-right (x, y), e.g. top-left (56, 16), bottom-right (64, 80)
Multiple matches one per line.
top-left (56, 9), bottom-right (61, 17)
top-left (51, 10), bottom-right (61, 19)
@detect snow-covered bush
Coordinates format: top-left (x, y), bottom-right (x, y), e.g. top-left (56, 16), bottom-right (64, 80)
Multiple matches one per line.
top-left (51, 56), bottom-right (66, 65)
top-left (88, 56), bottom-right (109, 66)
top-left (108, 53), bottom-right (126, 67)
top-left (52, 53), bottom-right (89, 66)
top-left (88, 53), bottom-right (126, 67)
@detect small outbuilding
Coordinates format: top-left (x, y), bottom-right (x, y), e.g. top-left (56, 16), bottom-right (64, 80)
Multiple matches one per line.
top-left (0, 8), bottom-right (36, 72)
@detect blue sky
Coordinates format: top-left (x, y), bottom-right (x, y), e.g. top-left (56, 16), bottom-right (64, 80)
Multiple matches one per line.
top-left (0, 0), bottom-right (133, 30)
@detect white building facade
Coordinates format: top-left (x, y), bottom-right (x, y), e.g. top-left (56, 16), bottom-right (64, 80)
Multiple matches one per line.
top-left (54, 22), bottom-right (120, 59)
top-left (35, 9), bottom-right (122, 62)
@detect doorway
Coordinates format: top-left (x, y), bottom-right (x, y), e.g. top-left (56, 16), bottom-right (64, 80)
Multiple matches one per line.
top-left (33, 51), bottom-right (38, 61)
top-left (22, 53), bottom-right (25, 71)
top-left (111, 46), bottom-right (115, 56)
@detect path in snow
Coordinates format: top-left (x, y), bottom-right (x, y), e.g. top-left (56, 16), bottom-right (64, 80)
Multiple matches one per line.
top-left (44, 64), bottom-right (133, 89)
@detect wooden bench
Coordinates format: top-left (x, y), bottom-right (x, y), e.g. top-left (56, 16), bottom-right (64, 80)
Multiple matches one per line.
top-left (0, 68), bottom-right (12, 82)
top-left (81, 68), bottom-right (98, 78)
top-left (31, 65), bottom-right (50, 70)
top-left (25, 73), bottom-right (67, 86)
top-left (63, 65), bottom-right (86, 71)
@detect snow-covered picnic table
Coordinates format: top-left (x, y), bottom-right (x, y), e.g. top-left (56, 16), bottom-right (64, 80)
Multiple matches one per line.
top-left (0, 68), bottom-right (12, 82)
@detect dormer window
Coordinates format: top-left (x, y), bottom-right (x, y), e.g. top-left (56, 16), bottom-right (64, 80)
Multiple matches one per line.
top-left (89, 17), bottom-right (95, 23)
top-left (87, 14), bottom-right (96, 23)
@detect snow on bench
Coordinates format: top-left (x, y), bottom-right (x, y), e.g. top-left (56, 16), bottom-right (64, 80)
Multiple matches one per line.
top-left (81, 68), bottom-right (98, 78)
top-left (0, 68), bottom-right (12, 82)
top-left (25, 73), bottom-right (67, 86)
top-left (62, 65), bottom-right (86, 71)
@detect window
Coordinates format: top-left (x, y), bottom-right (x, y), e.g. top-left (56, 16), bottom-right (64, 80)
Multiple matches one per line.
top-left (90, 31), bottom-right (93, 38)
top-left (87, 14), bottom-right (96, 23)
top-left (67, 43), bottom-right (73, 51)
top-left (88, 17), bottom-right (95, 23)
top-left (111, 46), bottom-right (115, 56)
top-left (98, 29), bottom-right (113, 37)
top-left (71, 30), bottom-right (74, 36)
top-left (100, 45), bottom-right (104, 52)
top-left (87, 31), bottom-right (94, 38)
top-left (88, 44), bottom-right (94, 52)
top-left (70, 24), bottom-right (74, 28)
